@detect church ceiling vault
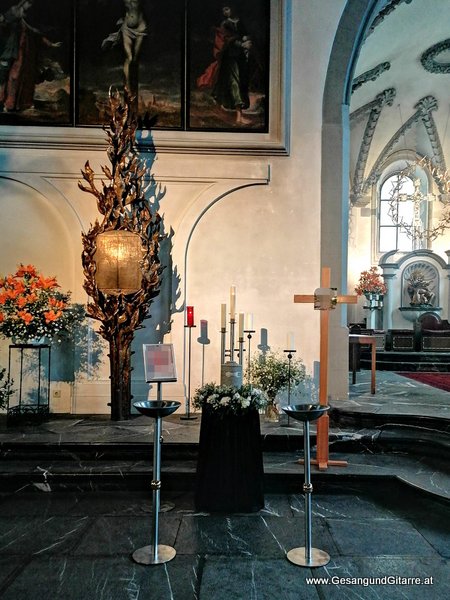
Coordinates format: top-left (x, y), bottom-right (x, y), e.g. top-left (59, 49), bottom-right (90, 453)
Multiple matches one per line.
top-left (349, 0), bottom-right (450, 207)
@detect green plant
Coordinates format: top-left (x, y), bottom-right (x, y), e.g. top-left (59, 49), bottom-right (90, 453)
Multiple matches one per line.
top-left (193, 382), bottom-right (267, 416)
top-left (246, 351), bottom-right (306, 404)
top-left (0, 367), bottom-right (14, 410)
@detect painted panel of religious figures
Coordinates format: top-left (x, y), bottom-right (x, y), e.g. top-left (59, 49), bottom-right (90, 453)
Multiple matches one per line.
top-left (76, 0), bottom-right (184, 128)
top-left (188, 0), bottom-right (270, 131)
top-left (0, 0), bottom-right (72, 125)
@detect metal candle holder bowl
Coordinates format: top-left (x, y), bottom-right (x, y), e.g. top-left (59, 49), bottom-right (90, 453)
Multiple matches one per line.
top-left (132, 399), bottom-right (181, 565)
top-left (282, 403), bottom-right (330, 567)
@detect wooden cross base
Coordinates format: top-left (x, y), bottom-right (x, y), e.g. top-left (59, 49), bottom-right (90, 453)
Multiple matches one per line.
top-left (297, 415), bottom-right (348, 470)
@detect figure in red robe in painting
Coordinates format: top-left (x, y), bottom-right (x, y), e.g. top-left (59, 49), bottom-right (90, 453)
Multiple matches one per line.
top-left (0, 0), bottom-right (61, 113)
top-left (197, 5), bottom-right (253, 125)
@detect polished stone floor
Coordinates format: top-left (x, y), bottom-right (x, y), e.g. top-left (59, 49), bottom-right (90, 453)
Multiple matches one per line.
top-left (0, 370), bottom-right (448, 598)
top-left (0, 485), bottom-right (448, 599)
top-left (344, 369), bottom-right (450, 419)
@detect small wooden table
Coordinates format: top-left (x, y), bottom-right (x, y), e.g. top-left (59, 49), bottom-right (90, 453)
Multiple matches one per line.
top-left (349, 334), bottom-right (376, 394)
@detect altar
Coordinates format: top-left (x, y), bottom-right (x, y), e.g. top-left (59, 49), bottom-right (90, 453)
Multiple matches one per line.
top-left (195, 406), bottom-right (265, 513)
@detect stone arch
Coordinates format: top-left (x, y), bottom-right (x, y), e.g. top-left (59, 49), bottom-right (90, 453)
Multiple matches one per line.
top-left (0, 176), bottom-right (79, 295)
top-left (321, 0), bottom-right (386, 397)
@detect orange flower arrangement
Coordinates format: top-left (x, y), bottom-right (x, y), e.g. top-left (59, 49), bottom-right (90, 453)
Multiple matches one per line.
top-left (354, 267), bottom-right (387, 296)
top-left (0, 264), bottom-right (81, 342)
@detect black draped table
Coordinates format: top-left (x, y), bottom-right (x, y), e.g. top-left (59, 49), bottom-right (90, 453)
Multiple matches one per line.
top-left (195, 406), bottom-right (265, 513)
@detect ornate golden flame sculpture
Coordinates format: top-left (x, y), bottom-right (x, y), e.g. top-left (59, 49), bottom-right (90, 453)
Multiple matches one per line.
top-left (80, 89), bottom-right (163, 420)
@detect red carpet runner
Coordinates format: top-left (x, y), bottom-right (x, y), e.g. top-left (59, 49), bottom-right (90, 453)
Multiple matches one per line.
top-left (398, 372), bottom-right (450, 392)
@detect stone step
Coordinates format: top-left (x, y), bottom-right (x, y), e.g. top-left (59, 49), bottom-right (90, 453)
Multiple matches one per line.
top-left (360, 350), bottom-right (450, 371)
top-left (0, 450), bottom-right (448, 503)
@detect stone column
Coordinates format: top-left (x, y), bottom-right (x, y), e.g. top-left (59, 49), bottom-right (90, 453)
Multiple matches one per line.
top-left (382, 273), bottom-right (396, 331)
top-left (445, 251), bottom-right (450, 321)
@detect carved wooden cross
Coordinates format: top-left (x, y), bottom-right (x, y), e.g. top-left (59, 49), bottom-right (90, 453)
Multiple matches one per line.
top-left (294, 267), bottom-right (357, 470)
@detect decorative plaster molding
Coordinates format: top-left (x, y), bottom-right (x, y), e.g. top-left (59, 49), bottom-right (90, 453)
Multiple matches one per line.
top-left (379, 248), bottom-right (450, 270)
top-left (350, 89), bottom-right (396, 206)
top-left (421, 39), bottom-right (450, 74)
top-left (351, 62), bottom-right (391, 93)
top-left (358, 96), bottom-right (447, 203)
top-left (366, 0), bottom-right (414, 37)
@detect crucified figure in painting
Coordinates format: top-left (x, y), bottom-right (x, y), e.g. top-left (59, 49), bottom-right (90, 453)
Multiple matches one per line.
top-left (102, 0), bottom-right (147, 94)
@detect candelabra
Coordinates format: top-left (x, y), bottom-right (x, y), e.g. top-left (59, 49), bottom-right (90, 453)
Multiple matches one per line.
top-left (181, 306), bottom-right (197, 420)
top-left (244, 330), bottom-right (255, 383)
top-left (282, 349), bottom-right (296, 426)
top-left (197, 319), bottom-right (210, 387)
top-left (220, 326), bottom-right (227, 364)
top-left (238, 336), bottom-right (245, 366)
top-left (229, 318), bottom-right (236, 363)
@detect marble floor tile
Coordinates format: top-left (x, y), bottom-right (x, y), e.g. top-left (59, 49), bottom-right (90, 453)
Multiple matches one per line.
top-left (0, 515), bottom-right (90, 556)
top-left (200, 556), bottom-right (321, 600)
top-left (314, 556), bottom-right (449, 599)
top-left (289, 492), bottom-right (400, 520)
top-left (327, 517), bottom-right (439, 557)
top-left (175, 514), bottom-right (337, 559)
top-left (0, 554), bottom-right (201, 600)
top-left (72, 514), bottom-right (181, 556)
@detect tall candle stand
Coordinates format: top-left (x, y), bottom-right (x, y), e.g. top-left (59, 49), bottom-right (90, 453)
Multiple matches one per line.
top-left (238, 336), bottom-right (245, 366)
top-left (229, 318), bottom-right (236, 363)
top-left (197, 320), bottom-right (210, 387)
top-left (181, 324), bottom-right (197, 420)
top-left (220, 327), bottom-right (227, 364)
top-left (244, 330), bottom-right (255, 383)
top-left (282, 349), bottom-right (296, 427)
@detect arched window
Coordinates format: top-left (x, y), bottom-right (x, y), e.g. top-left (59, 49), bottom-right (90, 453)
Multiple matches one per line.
top-left (378, 171), bottom-right (429, 253)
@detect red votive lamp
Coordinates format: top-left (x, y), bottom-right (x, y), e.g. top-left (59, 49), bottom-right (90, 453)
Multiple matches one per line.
top-left (186, 306), bottom-right (195, 327)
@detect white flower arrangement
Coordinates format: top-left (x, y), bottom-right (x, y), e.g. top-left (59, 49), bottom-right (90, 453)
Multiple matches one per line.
top-left (193, 383), bottom-right (268, 415)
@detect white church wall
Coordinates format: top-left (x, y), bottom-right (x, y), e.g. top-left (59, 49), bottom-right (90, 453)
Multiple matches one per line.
top-left (0, 0), bottom-right (347, 415)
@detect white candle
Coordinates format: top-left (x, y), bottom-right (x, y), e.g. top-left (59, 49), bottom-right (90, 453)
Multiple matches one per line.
top-left (221, 304), bottom-right (226, 328)
top-left (230, 285), bottom-right (236, 320)
top-left (287, 332), bottom-right (295, 350)
top-left (246, 312), bottom-right (254, 330)
top-left (238, 313), bottom-right (244, 338)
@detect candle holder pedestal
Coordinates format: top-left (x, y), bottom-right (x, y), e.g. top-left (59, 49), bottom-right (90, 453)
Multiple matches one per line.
top-left (181, 325), bottom-right (197, 420)
top-left (220, 361), bottom-right (242, 388)
top-left (280, 349), bottom-right (296, 427)
top-left (244, 330), bottom-right (255, 383)
top-left (132, 395), bottom-right (181, 565)
top-left (282, 403), bottom-right (330, 567)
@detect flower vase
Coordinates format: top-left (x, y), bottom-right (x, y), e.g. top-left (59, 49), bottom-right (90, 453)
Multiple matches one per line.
top-left (363, 293), bottom-right (384, 329)
top-left (364, 293), bottom-right (383, 309)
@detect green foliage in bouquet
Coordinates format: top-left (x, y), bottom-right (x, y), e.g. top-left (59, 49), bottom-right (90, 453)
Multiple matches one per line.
top-left (246, 351), bottom-right (306, 403)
